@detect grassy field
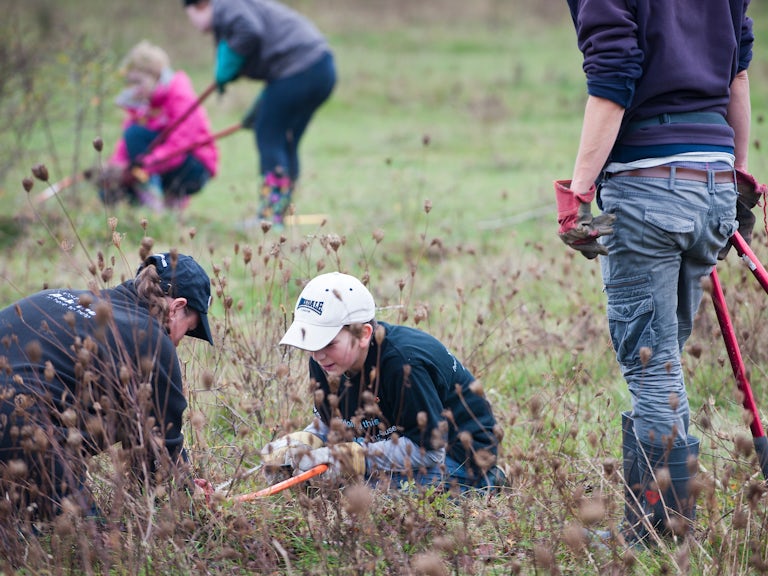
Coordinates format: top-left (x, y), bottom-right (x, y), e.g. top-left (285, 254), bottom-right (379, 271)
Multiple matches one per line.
top-left (2, 1), bottom-right (768, 574)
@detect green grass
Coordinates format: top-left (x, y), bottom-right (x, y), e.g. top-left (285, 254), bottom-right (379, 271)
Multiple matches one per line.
top-left (2, 1), bottom-right (768, 574)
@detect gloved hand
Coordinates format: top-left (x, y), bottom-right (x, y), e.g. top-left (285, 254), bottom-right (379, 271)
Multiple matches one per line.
top-left (555, 179), bottom-right (616, 259)
top-left (215, 40), bottom-right (246, 94)
top-left (241, 97), bottom-right (261, 130)
top-left (718, 169), bottom-right (767, 260)
top-left (296, 442), bottom-right (367, 483)
top-left (259, 431), bottom-right (324, 484)
top-left (193, 478), bottom-right (214, 505)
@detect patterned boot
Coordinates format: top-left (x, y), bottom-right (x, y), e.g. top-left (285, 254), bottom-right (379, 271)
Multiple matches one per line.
top-left (257, 171), bottom-right (293, 228)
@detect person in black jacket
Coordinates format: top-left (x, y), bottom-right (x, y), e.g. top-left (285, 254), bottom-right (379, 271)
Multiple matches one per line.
top-left (260, 272), bottom-right (505, 493)
top-left (0, 251), bottom-right (213, 519)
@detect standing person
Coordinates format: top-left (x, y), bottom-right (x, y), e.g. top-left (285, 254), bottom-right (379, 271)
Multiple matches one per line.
top-left (183, 0), bottom-right (336, 228)
top-left (101, 40), bottom-right (219, 212)
top-left (0, 251), bottom-right (214, 520)
top-left (557, 0), bottom-right (760, 546)
top-left (259, 272), bottom-right (505, 493)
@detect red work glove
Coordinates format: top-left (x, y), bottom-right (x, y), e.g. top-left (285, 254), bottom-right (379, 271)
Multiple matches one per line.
top-left (718, 169), bottom-right (767, 260)
top-left (555, 180), bottom-right (616, 259)
top-left (193, 478), bottom-right (214, 505)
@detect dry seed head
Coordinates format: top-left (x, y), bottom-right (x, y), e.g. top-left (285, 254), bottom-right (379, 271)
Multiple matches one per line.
top-left (24, 340), bottom-right (42, 363)
top-left (458, 430), bottom-right (472, 450)
top-left (528, 394), bottom-right (543, 418)
top-left (372, 228), bottom-right (384, 243)
top-left (328, 233), bottom-right (342, 252)
top-left (189, 227), bottom-right (197, 239)
top-left (61, 408), bottom-right (78, 428)
top-left (417, 411), bottom-right (428, 430)
top-left (668, 392), bottom-right (680, 411)
top-left (7, 459), bottom-right (28, 478)
top-left (424, 199), bottom-right (432, 213)
top-left (85, 415), bottom-right (104, 439)
top-left (469, 379), bottom-right (484, 397)
top-left (639, 346), bottom-right (652, 366)
top-left (342, 484), bottom-right (372, 515)
top-left (473, 449), bottom-right (496, 472)
top-left (563, 522), bottom-right (587, 553)
top-left (741, 407), bottom-right (755, 427)
top-left (733, 506), bottom-right (748, 529)
top-left (22, 177), bottom-right (33, 192)
top-left (67, 428), bottom-right (83, 449)
top-left (578, 497), bottom-right (605, 525)
top-left (44, 361), bottom-right (55, 382)
top-left (413, 303), bottom-right (429, 324)
top-left (190, 411), bottom-right (206, 431)
top-left (734, 434), bottom-right (753, 457)
top-left (139, 236), bottom-right (154, 260)
top-left (92, 137), bottom-right (103, 152)
top-left (688, 343), bottom-right (702, 359)
top-left (31, 164), bottom-right (49, 181)
top-left (533, 544), bottom-right (555, 571)
top-left (411, 551), bottom-right (447, 576)
top-left (655, 466), bottom-right (672, 492)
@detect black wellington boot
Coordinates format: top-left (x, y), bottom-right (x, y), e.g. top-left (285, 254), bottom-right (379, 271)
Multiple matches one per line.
top-left (637, 435), bottom-right (700, 543)
top-left (620, 412), bottom-right (645, 542)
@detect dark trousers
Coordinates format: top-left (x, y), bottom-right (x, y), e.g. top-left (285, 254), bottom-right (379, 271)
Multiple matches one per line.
top-left (249, 51), bottom-right (336, 180)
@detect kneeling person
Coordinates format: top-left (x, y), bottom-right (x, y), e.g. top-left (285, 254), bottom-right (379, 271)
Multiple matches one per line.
top-left (261, 272), bottom-right (505, 492)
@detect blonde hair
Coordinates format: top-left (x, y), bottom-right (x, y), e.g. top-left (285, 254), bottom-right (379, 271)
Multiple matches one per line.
top-left (121, 40), bottom-right (170, 79)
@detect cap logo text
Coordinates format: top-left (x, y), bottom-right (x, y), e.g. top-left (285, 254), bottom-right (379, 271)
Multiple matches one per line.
top-left (297, 297), bottom-right (324, 315)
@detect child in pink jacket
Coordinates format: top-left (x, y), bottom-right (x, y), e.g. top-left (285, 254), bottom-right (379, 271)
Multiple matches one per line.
top-left (103, 40), bottom-right (219, 211)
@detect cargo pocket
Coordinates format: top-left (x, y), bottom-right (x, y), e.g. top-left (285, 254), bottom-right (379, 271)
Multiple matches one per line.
top-left (605, 276), bottom-right (655, 365)
top-left (643, 209), bottom-right (694, 248)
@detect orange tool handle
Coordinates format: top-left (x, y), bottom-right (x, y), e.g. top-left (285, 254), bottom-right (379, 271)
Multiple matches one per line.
top-left (233, 464), bottom-right (329, 502)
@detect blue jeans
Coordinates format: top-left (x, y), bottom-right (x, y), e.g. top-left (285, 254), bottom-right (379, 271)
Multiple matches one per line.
top-left (368, 457), bottom-right (506, 494)
top-left (598, 168), bottom-right (737, 447)
top-left (443, 456), bottom-right (507, 493)
top-left (123, 125), bottom-right (211, 198)
top-left (249, 51), bottom-right (336, 180)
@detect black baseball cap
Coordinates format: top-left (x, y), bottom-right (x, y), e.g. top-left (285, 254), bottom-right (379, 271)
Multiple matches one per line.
top-left (137, 252), bottom-right (214, 344)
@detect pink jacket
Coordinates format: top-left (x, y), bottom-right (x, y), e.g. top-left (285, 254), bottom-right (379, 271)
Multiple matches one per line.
top-left (109, 70), bottom-right (218, 177)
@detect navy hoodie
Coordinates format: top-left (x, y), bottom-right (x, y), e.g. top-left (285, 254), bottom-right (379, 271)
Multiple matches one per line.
top-left (309, 322), bottom-right (499, 468)
top-left (567, 0), bottom-right (754, 161)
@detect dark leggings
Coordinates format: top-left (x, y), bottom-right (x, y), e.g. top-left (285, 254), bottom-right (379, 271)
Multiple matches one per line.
top-left (249, 51), bottom-right (336, 180)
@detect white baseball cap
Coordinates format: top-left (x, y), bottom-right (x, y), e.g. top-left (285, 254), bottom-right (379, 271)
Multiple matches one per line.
top-left (279, 272), bottom-right (376, 351)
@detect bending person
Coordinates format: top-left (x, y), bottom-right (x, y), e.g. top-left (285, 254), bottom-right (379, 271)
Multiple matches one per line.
top-left (0, 251), bottom-right (214, 520)
top-left (184, 0), bottom-right (336, 228)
